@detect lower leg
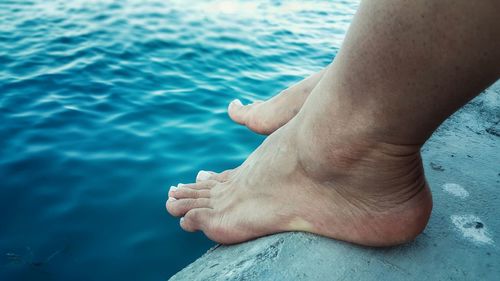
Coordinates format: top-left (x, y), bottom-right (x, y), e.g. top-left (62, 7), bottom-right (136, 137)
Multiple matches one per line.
top-left (300, 0), bottom-right (500, 147)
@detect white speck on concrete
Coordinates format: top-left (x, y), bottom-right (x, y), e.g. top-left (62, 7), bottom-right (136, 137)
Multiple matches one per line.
top-left (451, 215), bottom-right (493, 245)
top-left (442, 183), bottom-right (469, 199)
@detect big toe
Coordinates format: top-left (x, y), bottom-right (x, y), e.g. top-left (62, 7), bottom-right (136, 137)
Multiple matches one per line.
top-left (180, 208), bottom-right (213, 232)
top-left (228, 99), bottom-right (275, 135)
top-left (180, 208), bottom-right (239, 244)
top-left (227, 98), bottom-right (251, 125)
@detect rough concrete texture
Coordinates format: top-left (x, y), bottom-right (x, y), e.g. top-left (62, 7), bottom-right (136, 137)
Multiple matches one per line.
top-left (170, 81), bottom-right (500, 281)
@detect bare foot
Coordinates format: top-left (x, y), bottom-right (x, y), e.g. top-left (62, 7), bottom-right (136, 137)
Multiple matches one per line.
top-left (228, 67), bottom-right (326, 135)
top-left (166, 110), bottom-right (432, 246)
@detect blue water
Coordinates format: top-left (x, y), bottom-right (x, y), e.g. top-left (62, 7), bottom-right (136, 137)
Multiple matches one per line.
top-left (0, 1), bottom-right (358, 279)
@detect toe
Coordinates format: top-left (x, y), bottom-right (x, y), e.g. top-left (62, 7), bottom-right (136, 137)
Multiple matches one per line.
top-left (227, 99), bottom-right (254, 125)
top-left (166, 198), bottom-right (211, 217)
top-left (228, 99), bottom-right (273, 134)
top-left (206, 169), bottom-right (236, 182)
top-left (169, 186), bottom-right (211, 199)
top-left (177, 180), bottom-right (218, 190)
top-left (196, 170), bottom-right (235, 182)
top-left (196, 170), bottom-right (215, 182)
top-left (180, 208), bottom-right (213, 232)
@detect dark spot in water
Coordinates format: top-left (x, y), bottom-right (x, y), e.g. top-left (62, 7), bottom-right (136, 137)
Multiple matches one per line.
top-left (475, 222), bottom-right (484, 229)
top-left (31, 261), bottom-right (43, 267)
top-left (430, 162), bottom-right (445, 171)
top-left (467, 155), bottom-right (472, 158)
top-left (450, 154), bottom-right (455, 158)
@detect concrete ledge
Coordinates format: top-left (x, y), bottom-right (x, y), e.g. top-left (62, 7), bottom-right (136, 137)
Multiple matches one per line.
top-left (170, 81), bottom-right (500, 281)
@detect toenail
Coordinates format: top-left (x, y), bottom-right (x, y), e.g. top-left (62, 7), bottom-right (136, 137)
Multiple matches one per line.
top-left (168, 197), bottom-right (177, 202)
top-left (180, 217), bottom-right (185, 224)
top-left (177, 183), bottom-right (186, 187)
top-left (230, 99), bottom-right (243, 107)
top-left (169, 186), bottom-right (178, 192)
top-left (196, 170), bottom-right (212, 181)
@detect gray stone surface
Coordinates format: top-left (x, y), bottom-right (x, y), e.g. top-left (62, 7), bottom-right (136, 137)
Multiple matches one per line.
top-left (170, 81), bottom-right (500, 281)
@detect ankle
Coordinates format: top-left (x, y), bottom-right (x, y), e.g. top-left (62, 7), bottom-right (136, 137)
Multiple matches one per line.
top-left (293, 112), bottom-right (424, 191)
